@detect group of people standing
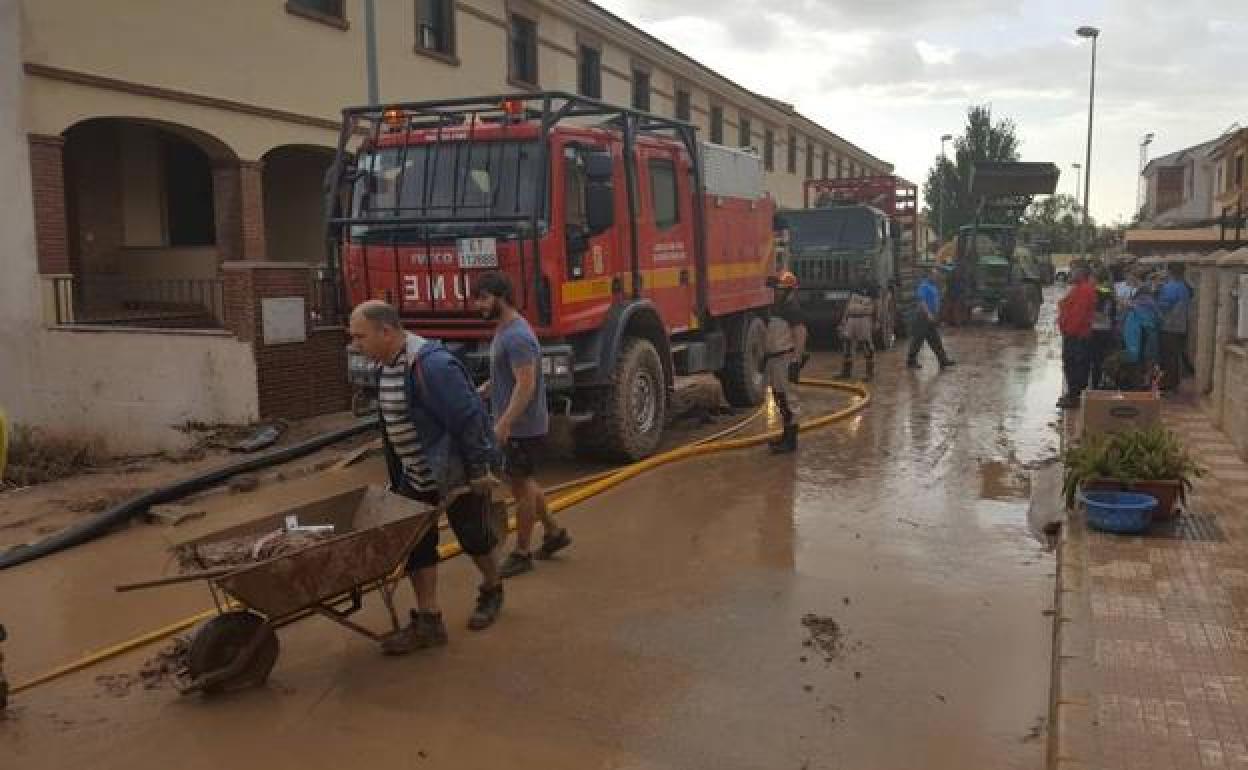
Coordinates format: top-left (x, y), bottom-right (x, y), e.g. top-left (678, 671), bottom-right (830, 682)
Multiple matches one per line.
top-left (1056, 261), bottom-right (1192, 409)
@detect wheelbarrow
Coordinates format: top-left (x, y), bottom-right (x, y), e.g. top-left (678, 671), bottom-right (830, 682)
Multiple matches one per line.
top-left (116, 484), bottom-right (443, 695)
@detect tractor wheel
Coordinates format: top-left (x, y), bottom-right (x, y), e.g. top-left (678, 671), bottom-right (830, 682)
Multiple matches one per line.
top-left (717, 315), bottom-right (768, 408)
top-left (575, 337), bottom-right (667, 461)
top-left (1012, 284), bottom-right (1043, 329)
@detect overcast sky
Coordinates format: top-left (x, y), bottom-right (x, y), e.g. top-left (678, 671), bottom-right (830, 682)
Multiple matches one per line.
top-left (596, 0), bottom-right (1248, 225)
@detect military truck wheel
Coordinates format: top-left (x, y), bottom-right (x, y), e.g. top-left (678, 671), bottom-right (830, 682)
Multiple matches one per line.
top-left (873, 292), bottom-right (897, 350)
top-left (717, 315), bottom-right (767, 408)
top-left (575, 337), bottom-right (666, 461)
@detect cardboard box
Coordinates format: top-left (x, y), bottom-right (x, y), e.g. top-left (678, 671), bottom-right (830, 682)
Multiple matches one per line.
top-left (1079, 390), bottom-right (1160, 439)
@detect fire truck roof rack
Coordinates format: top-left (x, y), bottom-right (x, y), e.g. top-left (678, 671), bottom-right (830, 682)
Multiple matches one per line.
top-left (324, 92), bottom-right (709, 322)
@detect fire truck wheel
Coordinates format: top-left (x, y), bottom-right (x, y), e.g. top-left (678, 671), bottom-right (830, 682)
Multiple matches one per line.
top-left (717, 315), bottom-right (767, 408)
top-left (575, 337), bottom-right (666, 461)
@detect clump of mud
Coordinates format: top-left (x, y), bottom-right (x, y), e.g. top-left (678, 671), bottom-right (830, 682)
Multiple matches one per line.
top-left (175, 529), bottom-right (333, 571)
top-left (801, 613), bottom-right (845, 663)
top-left (94, 638), bottom-right (189, 697)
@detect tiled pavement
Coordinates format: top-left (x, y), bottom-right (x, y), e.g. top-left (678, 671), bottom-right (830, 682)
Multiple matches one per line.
top-left (1055, 401), bottom-right (1248, 770)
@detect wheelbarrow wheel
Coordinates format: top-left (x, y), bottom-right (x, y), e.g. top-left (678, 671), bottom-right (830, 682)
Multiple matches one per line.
top-left (186, 610), bottom-right (279, 695)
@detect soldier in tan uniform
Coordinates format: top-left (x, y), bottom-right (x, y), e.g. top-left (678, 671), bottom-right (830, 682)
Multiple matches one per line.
top-left (840, 282), bottom-right (877, 381)
top-left (762, 271), bottom-right (807, 454)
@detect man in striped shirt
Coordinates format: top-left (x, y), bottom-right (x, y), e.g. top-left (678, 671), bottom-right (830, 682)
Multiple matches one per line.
top-left (349, 301), bottom-right (503, 654)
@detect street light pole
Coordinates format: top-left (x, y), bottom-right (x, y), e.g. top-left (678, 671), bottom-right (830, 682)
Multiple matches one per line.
top-left (938, 133), bottom-right (953, 248)
top-left (1072, 162), bottom-right (1083, 211)
top-left (1077, 25), bottom-right (1100, 261)
top-left (1136, 132), bottom-right (1155, 219)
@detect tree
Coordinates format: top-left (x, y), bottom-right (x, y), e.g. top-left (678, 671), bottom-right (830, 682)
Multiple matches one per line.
top-left (923, 105), bottom-right (1022, 244)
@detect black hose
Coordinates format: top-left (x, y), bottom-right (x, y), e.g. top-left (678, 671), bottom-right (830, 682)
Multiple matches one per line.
top-left (0, 419), bottom-right (379, 571)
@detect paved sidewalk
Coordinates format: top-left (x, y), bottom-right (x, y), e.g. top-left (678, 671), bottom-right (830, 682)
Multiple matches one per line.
top-left (1055, 400), bottom-right (1248, 770)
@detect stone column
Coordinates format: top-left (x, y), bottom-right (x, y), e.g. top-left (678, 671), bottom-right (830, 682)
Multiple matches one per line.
top-left (1210, 248), bottom-right (1248, 427)
top-left (1194, 254), bottom-right (1222, 397)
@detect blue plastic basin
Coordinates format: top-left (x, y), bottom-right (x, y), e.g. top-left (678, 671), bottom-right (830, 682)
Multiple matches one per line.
top-left (1079, 490), bottom-right (1158, 534)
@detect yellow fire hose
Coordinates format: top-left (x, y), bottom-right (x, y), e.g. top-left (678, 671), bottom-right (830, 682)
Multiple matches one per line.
top-left (9, 378), bottom-right (868, 696)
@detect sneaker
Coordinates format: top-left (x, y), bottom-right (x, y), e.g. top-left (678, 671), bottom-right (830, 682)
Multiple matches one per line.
top-left (906, 359), bottom-right (921, 369)
top-left (468, 584), bottom-right (504, 631)
top-left (380, 611), bottom-right (447, 655)
top-left (534, 528), bottom-right (572, 560)
top-left (499, 550), bottom-right (534, 578)
top-left (939, 359), bottom-right (957, 369)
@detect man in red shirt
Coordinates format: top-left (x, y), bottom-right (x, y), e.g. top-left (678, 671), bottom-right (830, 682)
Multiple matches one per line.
top-left (1057, 267), bottom-right (1098, 409)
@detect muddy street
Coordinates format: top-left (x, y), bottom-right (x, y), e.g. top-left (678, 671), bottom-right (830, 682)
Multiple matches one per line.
top-left (2, 310), bottom-right (1062, 770)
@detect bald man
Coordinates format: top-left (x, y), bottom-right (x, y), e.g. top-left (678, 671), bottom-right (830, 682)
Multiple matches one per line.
top-left (349, 300), bottom-right (503, 654)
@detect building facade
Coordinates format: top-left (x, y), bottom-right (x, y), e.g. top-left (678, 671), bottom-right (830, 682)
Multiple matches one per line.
top-left (1139, 137), bottom-right (1220, 227)
top-left (2, 0), bottom-right (891, 452)
top-left (1212, 127), bottom-right (1248, 229)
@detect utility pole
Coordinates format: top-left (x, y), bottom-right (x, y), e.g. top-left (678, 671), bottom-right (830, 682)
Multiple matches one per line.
top-left (938, 133), bottom-right (953, 248)
top-left (1136, 132), bottom-right (1155, 220)
top-left (1076, 25), bottom-right (1100, 261)
top-left (365, 0), bottom-right (380, 105)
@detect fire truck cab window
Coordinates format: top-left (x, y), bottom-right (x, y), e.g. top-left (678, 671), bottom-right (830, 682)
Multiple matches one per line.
top-left (564, 148), bottom-right (588, 229)
top-left (350, 140), bottom-right (539, 237)
top-left (649, 159), bottom-right (679, 230)
top-left (563, 148), bottom-right (592, 279)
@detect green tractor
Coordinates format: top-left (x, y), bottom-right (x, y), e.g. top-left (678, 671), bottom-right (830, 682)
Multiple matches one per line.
top-left (950, 162), bottom-right (1060, 330)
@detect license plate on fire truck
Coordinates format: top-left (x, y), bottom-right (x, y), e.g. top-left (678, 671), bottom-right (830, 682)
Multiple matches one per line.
top-left (457, 238), bottom-right (498, 269)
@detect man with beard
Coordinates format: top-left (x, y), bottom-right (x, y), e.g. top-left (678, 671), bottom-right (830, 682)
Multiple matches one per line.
top-left (473, 272), bottom-right (571, 578)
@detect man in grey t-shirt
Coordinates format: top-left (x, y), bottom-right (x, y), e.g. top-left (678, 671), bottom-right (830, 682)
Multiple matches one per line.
top-left (474, 273), bottom-right (570, 578)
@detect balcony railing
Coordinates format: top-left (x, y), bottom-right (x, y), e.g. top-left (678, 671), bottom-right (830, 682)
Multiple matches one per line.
top-left (51, 275), bottom-right (225, 329)
top-left (309, 269), bottom-right (346, 327)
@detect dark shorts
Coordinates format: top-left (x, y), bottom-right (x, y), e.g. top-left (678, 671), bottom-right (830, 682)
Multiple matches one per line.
top-left (502, 436), bottom-right (543, 480)
top-left (404, 489), bottom-right (498, 572)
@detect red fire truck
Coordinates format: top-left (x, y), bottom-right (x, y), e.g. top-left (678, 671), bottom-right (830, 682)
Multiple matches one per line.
top-left (326, 93), bottom-right (779, 460)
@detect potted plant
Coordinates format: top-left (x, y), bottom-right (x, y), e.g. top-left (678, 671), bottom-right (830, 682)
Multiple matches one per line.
top-left (1062, 426), bottom-right (1205, 518)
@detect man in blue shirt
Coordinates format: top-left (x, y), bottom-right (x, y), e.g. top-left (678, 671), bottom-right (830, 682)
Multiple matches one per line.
top-left (907, 267), bottom-right (956, 370)
top-left (474, 273), bottom-right (570, 578)
top-left (1156, 262), bottom-right (1192, 393)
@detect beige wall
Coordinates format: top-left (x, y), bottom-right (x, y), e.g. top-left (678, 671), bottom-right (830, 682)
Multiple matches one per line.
top-left (4, 0), bottom-right (258, 452)
top-left (119, 247), bottom-right (221, 281)
top-left (20, 0), bottom-right (891, 198)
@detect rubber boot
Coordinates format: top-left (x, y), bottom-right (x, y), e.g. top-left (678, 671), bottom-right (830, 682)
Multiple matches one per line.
top-left (769, 423), bottom-right (798, 454)
top-left (840, 358), bottom-right (853, 380)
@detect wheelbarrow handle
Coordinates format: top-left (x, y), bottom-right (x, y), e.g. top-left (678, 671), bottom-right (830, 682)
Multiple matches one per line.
top-left (115, 567), bottom-right (239, 593)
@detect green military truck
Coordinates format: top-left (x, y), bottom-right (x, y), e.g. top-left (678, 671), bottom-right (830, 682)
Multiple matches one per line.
top-left (774, 176), bottom-right (920, 348)
top-left (775, 203), bottom-right (899, 349)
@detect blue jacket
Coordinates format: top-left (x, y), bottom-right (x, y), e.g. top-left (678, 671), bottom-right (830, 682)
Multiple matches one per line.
top-left (1122, 296), bottom-right (1160, 366)
top-left (381, 333), bottom-right (497, 498)
top-left (1157, 278), bottom-right (1191, 334)
top-left (916, 279), bottom-right (940, 317)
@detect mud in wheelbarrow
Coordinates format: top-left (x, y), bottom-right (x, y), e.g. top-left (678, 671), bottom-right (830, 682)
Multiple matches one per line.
top-left (117, 484), bottom-right (439, 695)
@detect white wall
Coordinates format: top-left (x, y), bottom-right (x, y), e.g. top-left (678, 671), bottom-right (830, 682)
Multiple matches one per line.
top-left (0, 0), bottom-right (43, 430)
top-left (23, 329), bottom-right (259, 454)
